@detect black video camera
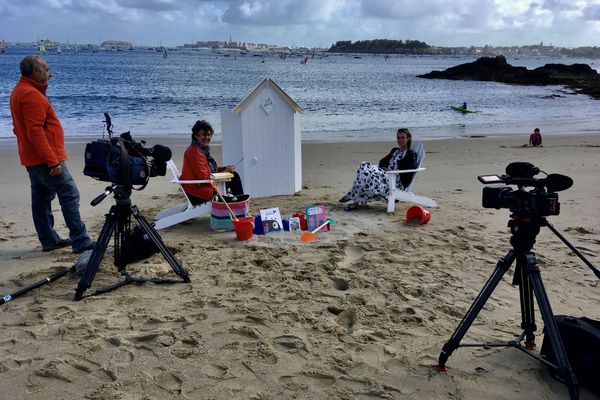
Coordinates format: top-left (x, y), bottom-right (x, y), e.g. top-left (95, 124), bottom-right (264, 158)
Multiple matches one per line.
top-left (83, 132), bottom-right (171, 187)
top-left (478, 162), bottom-right (573, 217)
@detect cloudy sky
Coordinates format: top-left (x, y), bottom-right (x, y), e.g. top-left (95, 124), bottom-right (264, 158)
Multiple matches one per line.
top-left (1, 0), bottom-right (600, 48)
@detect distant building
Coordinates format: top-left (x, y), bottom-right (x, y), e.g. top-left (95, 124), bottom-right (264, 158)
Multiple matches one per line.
top-left (182, 40), bottom-right (279, 52)
top-left (100, 40), bottom-right (133, 51)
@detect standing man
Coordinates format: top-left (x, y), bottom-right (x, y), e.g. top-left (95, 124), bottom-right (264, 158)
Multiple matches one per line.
top-left (529, 128), bottom-right (543, 147)
top-left (10, 55), bottom-right (94, 253)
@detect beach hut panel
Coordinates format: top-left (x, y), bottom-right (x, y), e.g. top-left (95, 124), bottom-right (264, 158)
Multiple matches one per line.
top-left (221, 78), bottom-right (303, 198)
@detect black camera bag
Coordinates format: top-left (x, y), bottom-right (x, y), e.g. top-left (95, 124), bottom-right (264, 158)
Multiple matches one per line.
top-left (540, 315), bottom-right (600, 396)
top-left (83, 140), bottom-right (113, 182)
top-left (84, 140), bottom-right (149, 186)
top-left (122, 225), bottom-right (159, 264)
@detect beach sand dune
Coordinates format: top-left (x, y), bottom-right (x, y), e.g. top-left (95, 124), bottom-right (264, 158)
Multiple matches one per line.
top-left (0, 135), bottom-right (599, 399)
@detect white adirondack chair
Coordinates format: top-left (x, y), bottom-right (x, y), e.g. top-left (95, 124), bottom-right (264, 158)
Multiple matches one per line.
top-left (385, 141), bottom-right (437, 213)
top-left (154, 160), bottom-right (229, 230)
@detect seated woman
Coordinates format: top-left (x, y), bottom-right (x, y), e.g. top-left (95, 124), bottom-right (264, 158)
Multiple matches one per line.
top-left (339, 128), bottom-right (417, 211)
top-left (180, 120), bottom-right (244, 205)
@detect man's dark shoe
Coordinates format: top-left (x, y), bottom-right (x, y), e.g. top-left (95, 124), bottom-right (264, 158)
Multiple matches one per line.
top-left (42, 238), bottom-right (72, 252)
top-left (73, 241), bottom-right (95, 254)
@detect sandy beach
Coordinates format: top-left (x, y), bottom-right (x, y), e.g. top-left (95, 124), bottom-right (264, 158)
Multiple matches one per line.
top-left (0, 133), bottom-right (599, 399)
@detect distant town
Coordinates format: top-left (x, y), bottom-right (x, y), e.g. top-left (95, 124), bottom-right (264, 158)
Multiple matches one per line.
top-left (2, 37), bottom-right (600, 58)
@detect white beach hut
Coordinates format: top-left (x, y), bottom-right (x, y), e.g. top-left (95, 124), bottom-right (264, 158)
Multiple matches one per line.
top-left (221, 78), bottom-right (303, 198)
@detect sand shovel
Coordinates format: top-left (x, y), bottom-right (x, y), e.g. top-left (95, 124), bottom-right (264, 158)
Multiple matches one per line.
top-left (210, 181), bottom-right (238, 222)
top-left (299, 220), bottom-right (331, 243)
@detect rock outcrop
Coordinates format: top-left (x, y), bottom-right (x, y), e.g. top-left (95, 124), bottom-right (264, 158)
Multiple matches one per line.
top-left (418, 55), bottom-right (600, 99)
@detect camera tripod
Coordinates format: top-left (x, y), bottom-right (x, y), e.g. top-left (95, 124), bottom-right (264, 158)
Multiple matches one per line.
top-left (74, 184), bottom-right (190, 301)
top-left (436, 214), bottom-right (599, 400)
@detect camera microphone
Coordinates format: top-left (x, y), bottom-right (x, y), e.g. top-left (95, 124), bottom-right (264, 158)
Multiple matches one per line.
top-left (545, 174), bottom-right (573, 192)
top-left (506, 162), bottom-right (540, 178)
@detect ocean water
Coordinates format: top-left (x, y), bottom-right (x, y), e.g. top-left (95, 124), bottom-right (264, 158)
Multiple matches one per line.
top-left (1, 48), bottom-right (599, 142)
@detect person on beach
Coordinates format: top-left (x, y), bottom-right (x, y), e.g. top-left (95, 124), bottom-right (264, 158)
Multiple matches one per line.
top-left (180, 119), bottom-right (244, 205)
top-left (529, 128), bottom-right (542, 147)
top-left (339, 128), bottom-right (417, 211)
top-left (9, 55), bottom-right (94, 253)
top-left (103, 112), bottom-right (113, 136)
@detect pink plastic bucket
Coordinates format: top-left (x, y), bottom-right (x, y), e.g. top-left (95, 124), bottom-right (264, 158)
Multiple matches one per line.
top-left (406, 205), bottom-right (431, 225)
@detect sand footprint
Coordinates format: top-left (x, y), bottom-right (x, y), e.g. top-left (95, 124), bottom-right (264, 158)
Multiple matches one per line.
top-left (327, 306), bottom-right (357, 332)
top-left (329, 277), bottom-right (349, 291)
top-left (272, 334), bottom-right (309, 353)
top-left (338, 244), bottom-right (364, 270)
top-left (27, 357), bottom-right (115, 390)
top-left (152, 368), bottom-right (183, 392)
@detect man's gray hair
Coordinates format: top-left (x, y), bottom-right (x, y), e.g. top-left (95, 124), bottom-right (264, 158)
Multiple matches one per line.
top-left (19, 55), bottom-right (44, 77)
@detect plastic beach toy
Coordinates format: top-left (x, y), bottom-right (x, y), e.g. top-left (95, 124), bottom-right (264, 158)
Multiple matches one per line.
top-left (233, 216), bottom-right (254, 241)
top-left (406, 205), bottom-right (431, 225)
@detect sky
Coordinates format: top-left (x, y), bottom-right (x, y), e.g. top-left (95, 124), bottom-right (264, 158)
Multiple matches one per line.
top-left (1, 0), bottom-right (600, 48)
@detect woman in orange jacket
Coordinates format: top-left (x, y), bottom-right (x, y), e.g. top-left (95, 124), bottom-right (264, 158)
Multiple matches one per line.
top-left (180, 120), bottom-right (244, 204)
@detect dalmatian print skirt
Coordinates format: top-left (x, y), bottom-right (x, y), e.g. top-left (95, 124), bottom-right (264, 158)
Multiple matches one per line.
top-left (345, 162), bottom-right (403, 205)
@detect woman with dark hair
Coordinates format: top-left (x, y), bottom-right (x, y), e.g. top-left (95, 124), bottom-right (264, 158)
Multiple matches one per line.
top-left (339, 128), bottom-right (417, 211)
top-left (180, 120), bottom-right (244, 205)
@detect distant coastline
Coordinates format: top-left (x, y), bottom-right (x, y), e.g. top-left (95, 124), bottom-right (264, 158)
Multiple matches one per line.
top-left (4, 38), bottom-right (600, 58)
top-left (328, 39), bottom-right (600, 58)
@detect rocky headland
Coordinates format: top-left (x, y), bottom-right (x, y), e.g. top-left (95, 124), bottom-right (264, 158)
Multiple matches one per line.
top-left (418, 55), bottom-right (600, 99)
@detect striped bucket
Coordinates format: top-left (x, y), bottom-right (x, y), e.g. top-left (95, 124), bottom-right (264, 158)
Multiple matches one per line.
top-left (210, 195), bottom-right (250, 231)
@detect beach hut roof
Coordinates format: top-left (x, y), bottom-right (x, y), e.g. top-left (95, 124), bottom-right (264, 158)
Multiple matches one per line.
top-left (233, 78), bottom-right (303, 114)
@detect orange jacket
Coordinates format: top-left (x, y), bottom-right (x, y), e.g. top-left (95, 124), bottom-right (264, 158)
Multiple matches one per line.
top-left (180, 144), bottom-right (225, 201)
top-left (10, 76), bottom-right (67, 167)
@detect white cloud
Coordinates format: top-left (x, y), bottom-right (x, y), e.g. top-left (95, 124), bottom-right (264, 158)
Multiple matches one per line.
top-left (239, 1), bottom-right (263, 17)
top-left (0, 0), bottom-right (599, 47)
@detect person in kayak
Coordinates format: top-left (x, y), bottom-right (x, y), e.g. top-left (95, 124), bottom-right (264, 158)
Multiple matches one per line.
top-left (461, 102), bottom-right (468, 110)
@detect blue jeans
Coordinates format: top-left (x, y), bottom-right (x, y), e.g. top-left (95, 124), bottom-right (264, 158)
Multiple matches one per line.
top-left (26, 162), bottom-right (92, 252)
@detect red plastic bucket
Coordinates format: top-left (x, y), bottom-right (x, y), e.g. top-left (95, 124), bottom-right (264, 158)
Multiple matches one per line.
top-left (406, 205), bottom-right (431, 225)
top-left (233, 216), bottom-right (255, 241)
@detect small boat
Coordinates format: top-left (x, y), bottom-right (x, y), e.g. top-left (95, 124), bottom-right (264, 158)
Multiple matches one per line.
top-left (450, 105), bottom-right (476, 113)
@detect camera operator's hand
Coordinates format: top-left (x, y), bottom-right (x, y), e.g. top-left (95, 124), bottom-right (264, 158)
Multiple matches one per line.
top-left (224, 165), bottom-right (235, 173)
top-left (49, 164), bottom-right (63, 177)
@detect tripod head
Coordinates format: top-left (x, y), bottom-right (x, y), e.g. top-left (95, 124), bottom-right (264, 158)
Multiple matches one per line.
top-left (507, 215), bottom-right (543, 255)
top-left (90, 183), bottom-right (132, 207)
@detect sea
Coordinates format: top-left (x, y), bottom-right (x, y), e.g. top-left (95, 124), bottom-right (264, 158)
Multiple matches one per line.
top-left (1, 48), bottom-right (600, 142)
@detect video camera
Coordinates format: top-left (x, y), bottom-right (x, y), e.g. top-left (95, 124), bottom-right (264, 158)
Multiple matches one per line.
top-left (83, 132), bottom-right (171, 188)
top-left (478, 162), bottom-right (573, 217)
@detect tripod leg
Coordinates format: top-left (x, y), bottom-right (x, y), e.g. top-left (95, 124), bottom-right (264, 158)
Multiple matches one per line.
top-left (516, 257), bottom-right (537, 348)
top-left (438, 250), bottom-right (516, 369)
top-left (130, 206), bottom-right (190, 282)
top-left (74, 208), bottom-right (117, 301)
top-left (525, 255), bottom-right (579, 399)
